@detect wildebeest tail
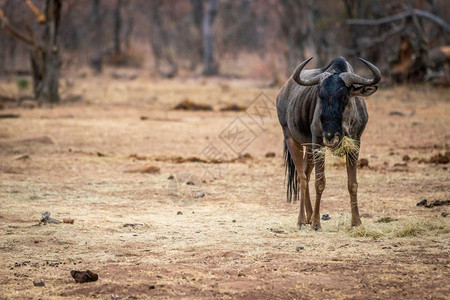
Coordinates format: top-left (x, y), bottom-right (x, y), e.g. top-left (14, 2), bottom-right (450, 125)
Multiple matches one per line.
top-left (284, 141), bottom-right (298, 203)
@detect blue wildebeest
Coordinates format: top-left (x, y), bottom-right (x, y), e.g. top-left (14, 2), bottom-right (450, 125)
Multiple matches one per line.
top-left (276, 57), bottom-right (381, 230)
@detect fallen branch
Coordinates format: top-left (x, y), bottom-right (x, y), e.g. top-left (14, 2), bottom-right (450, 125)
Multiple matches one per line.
top-left (347, 8), bottom-right (450, 33)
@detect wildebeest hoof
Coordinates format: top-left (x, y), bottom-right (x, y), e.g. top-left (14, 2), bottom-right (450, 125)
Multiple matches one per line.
top-left (351, 220), bottom-right (362, 227)
top-left (311, 221), bottom-right (321, 231)
top-left (297, 222), bottom-right (309, 230)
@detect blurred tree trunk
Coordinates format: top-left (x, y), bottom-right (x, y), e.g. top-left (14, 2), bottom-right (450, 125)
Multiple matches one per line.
top-left (123, 2), bottom-right (134, 51)
top-left (90, 0), bottom-right (103, 73)
top-left (33, 0), bottom-right (62, 103)
top-left (148, 1), bottom-right (178, 77)
top-left (189, 0), bottom-right (203, 70)
top-left (202, 0), bottom-right (218, 76)
top-left (113, 0), bottom-right (122, 55)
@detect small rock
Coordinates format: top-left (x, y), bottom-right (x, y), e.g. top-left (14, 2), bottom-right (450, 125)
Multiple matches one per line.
top-left (321, 214), bottom-right (331, 221)
top-left (63, 218), bottom-right (74, 224)
top-left (442, 212), bottom-right (448, 217)
top-left (232, 219), bottom-right (236, 223)
top-left (265, 152), bottom-right (275, 158)
top-left (140, 116), bottom-right (148, 120)
top-left (402, 155), bottom-right (410, 162)
top-left (295, 246), bottom-right (305, 251)
top-left (237, 271), bottom-right (246, 277)
top-left (33, 280), bottom-right (45, 287)
top-left (168, 174), bottom-right (174, 180)
top-left (195, 191), bottom-right (205, 198)
top-left (177, 211), bottom-right (183, 215)
top-left (186, 181), bottom-right (195, 186)
top-left (149, 285), bottom-right (156, 290)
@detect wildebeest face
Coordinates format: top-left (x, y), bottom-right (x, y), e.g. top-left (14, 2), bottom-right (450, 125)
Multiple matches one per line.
top-left (318, 75), bottom-right (349, 147)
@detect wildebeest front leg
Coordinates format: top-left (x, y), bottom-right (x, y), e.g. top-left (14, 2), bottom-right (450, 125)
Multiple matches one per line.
top-left (303, 147), bottom-right (314, 223)
top-left (311, 144), bottom-right (325, 231)
top-left (285, 138), bottom-right (308, 228)
top-left (346, 151), bottom-right (362, 226)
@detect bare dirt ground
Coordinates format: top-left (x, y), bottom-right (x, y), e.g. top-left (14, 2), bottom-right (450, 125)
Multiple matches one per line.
top-left (0, 69), bottom-right (449, 299)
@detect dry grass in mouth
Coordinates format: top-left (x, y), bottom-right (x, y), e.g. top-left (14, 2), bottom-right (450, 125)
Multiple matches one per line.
top-left (312, 136), bottom-right (360, 165)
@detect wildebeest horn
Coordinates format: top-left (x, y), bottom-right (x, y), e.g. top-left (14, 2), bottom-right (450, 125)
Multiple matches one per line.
top-left (339, 57), bottom-right (381, 87)
top-left (292, 57), bottom-right (322, 86)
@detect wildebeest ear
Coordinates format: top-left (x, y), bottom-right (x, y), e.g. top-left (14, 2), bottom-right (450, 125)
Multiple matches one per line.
top-left (351, 85), bottom-right (378, 97)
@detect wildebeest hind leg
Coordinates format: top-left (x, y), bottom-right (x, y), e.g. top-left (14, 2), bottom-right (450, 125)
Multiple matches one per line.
top-left (285, 137), bottom-right (308, 228)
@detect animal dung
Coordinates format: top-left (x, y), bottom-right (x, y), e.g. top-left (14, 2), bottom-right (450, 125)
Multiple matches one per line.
top-left (70, 270), bottom-right (99, 283)
top-left (174, 99), bottom-right (213, 111)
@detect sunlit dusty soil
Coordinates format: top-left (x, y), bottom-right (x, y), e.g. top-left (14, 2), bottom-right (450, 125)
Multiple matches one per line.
top-left (0, 70), bottom-right (449, 299)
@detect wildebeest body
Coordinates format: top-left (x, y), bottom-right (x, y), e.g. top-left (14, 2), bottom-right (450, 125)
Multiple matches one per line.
top-left (276, 57), bottom-right (381, 230)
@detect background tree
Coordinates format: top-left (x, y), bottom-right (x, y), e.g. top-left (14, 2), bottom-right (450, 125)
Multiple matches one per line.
top-left (0, 0), bottom-right (62, 103)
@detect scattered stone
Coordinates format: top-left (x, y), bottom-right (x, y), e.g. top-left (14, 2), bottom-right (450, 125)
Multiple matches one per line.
top-left (268, 228), bottom-right (285, 234)
top-left (389, 110), bottom-right (406, 116)
top-left (220, 104), bottom-right (246, 112)
top-left (0, 113), bottom-right (20, 119)
top-left (402, 155), bottom-right (410, 162)
top-left (232, 219), bottom-right (236, 223)
top-left (96, 152), bottom-right (106, 157)
top-left (265, 152), bottom-right (276, 158)
top-left (295, 246), bottom-right (305, 251)
top-left (15, 154), bottom-right (30, 160)
top-left (70, 270), bottom-right (98, 283)
top-left (177, 211), bottom-right (183, 215)
top-left (195, 191), bottom-right (205, 198)
top-left (168, 174), bottom-right (174, 180)
top-left (174, 99), bottom-right (213, 111)
top-left (186, 181), bottom-right (195, 186)
top-left (122, 163), bottom-right (160, 174)
top-left (63, 218), bottom-right (75, 224)
top-left (40, 212), bottom-right (61, 224)
top-left (321, 214), bottom-right (331, 221)
top-left (123, 223), bottom-right (146, 228)
top-left (358, 158), bottom-right (369, 168)
top-left (429, 152), bottom-right (450, 164)
top-left (33, 280), bottom-right (45, 287)
top-left (149, 285), bottom-right (156, 290)
top-left (140, 116), bottom-right (148, 120)
top-left (393, 162), bottom-right (407, 167)
top-left (416, 199), bottom-right (450, 208)
top-left (242, 153), bottom-right (252, 159)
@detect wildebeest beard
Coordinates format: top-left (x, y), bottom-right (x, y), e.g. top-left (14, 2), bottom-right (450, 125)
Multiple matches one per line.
top-left (319, 75), bottom-right (349, 141)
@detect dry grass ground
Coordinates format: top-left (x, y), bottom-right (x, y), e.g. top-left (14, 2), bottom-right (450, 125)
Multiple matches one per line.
top-left (0, 69), bottom-right (449, 299)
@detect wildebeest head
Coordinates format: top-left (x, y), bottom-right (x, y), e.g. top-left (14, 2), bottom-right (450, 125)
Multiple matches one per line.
top-left (292, 57), bottom-right (381, 147)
